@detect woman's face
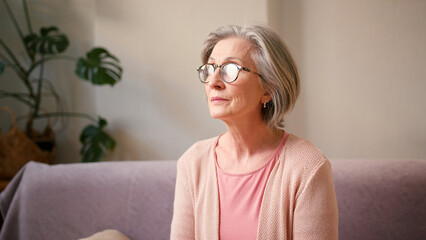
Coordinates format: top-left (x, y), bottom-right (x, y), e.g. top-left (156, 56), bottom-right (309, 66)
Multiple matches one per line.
top-left (205, 37), bottom-right (268, 124)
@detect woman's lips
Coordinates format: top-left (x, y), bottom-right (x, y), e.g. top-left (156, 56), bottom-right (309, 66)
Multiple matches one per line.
top-left (211, 97), bottom-right (228, 102)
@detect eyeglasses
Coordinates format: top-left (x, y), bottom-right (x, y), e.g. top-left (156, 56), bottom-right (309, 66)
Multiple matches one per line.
top-left (196, 63), bottom-right (262, 83)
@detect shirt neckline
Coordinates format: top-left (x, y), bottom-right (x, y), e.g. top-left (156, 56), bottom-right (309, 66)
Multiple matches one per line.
top-left (214, 131), bottom-right (288, 176)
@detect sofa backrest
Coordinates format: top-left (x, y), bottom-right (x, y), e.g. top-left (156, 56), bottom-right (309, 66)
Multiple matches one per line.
top-left (331, 158), bottom-right (426, 240)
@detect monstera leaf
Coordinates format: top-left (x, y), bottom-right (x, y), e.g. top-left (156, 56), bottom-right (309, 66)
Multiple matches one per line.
top-left (0, 61), bottom-right (4, 75)
top-left (79, 117), bottom-right (116, 162)
top-left (24, 26), bottom-right (69, 59)
top-left (75, 47), bottom-right (122, 86)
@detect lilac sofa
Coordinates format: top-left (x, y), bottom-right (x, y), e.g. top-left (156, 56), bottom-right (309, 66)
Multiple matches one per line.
top-left (1, 159), bottom-right (425, 240)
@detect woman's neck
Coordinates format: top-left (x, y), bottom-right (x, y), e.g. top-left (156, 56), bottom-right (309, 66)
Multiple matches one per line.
top-left (220, 118), bottom-right (283, 158)
top-left (215, 120), bottom-right (283, 174)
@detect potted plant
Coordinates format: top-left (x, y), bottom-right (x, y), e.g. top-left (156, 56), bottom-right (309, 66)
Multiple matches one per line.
top-left (0, 0), bottom-right (122, 178)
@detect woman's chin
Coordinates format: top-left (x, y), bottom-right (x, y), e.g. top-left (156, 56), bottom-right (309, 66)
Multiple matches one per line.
top-left (209, 113), bottom-right (224, 120)
top-left (209, 111), bottom-right (229, 120)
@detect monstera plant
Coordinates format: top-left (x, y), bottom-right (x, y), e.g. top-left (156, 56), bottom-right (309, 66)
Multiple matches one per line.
top-left (0, 0), bottom-right (122, 164)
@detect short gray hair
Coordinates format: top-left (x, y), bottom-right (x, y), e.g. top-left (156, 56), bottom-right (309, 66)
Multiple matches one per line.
top-left (201, 24), bottom-right (300, 130)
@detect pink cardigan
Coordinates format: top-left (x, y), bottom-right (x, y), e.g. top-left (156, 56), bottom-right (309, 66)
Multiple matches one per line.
top-left (170, 134), bottom-right (338, 240)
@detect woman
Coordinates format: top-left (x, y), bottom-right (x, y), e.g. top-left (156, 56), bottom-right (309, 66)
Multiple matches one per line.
top-left (170, 24), bottom-right (338, 240)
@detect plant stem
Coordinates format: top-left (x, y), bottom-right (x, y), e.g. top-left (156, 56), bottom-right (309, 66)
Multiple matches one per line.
top-left (26, 54), bottom-right (45, 134)
top-left (0, 39), bottom-right (35, 101)
top-left (28, 55), bottom-right (78, 75)
top-left (33, 112), bottom-right (98, 123)
top-left (22, 0), bottom-right (32, 33)
top-left (2, 0), bottom-right (24, 40)
top-left (0, 89), bottom-right (31, 97)
top-left (0, 90), bottom-right (34, 107)
top-left (0, 52), bottom-right (13, 67)
top-left (0, 52), bottom-right (26, 78)
top-left (21, 0), bottom-right (35, 62)
top-left (2, 0), bottom-right (36, 63)
top-left (0, 39), bottom-right (25, 72)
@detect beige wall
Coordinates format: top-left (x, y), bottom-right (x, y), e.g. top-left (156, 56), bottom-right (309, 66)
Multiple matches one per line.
top-left (1, 0), bottom-right (424, 162)
top-left (92, 0), bottom-right (268, 161)
top-left (272, 0), bottom-right (426, 159)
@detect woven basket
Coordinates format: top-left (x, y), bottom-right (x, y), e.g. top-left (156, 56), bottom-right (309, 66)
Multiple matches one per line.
top-left (0, 107), bottom-right (56, 180)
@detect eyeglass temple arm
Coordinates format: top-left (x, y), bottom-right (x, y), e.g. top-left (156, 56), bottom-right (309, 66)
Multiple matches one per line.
top-left (242, 66), bottom-right (263, 78)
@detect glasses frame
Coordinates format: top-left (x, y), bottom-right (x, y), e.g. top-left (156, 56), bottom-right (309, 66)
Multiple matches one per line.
top-left (196, 63), bottom-right (263, 83)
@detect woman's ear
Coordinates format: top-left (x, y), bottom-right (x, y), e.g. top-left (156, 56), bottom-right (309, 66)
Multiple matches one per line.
top-left (262, 91), bottom-right (272, 104)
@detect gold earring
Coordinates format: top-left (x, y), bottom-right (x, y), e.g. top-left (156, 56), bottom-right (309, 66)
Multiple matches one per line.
top-left (263, 101), bottom-right (267, 108)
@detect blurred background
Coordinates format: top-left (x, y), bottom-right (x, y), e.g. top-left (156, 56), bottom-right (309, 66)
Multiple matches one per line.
top-left (1, 0), bottom-right (425, 163)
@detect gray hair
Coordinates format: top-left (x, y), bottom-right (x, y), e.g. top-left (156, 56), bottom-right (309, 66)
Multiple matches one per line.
top-left (201, 24), bottom-right (300, 130)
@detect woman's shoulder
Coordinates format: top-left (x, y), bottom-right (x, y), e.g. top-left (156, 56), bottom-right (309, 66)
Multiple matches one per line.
top-left (180, 136), bottom-right (217, 159)
top-left (280, 134), bottom-right (334, 199)
top-left (283, 133), bottom-right (329, 171)
top-left (176, 136), bottom-right (218, 186)
top-left (177, 136), bottom-right (217, 169)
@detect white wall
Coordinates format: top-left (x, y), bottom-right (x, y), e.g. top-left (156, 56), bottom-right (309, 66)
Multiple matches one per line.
top-left (1, 0), bottom-right (425, 162)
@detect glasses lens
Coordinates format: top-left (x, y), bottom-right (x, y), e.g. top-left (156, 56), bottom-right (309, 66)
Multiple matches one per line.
top-left (221, 63), bottom-right (240, 83)
top-left (198, 64), bottom-right (213, 82)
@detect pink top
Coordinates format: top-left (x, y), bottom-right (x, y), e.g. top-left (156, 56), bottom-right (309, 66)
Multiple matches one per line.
top-left (171, 134), bottom-right (339, 239)
top-left (215, 132), bottom-right (289, 240)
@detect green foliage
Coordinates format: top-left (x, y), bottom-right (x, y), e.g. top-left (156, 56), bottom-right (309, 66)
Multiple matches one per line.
top-left (76, 48), bottom-right (122, 86)
top-left (24, 26), bottom-right (69, 60)
top-left (0, 0), bottom-right (122, 162)
top-left (80, 117), bottom-right (116, 162)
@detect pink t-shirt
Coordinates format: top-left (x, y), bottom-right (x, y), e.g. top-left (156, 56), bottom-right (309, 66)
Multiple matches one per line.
top-left (215, 132), bottom-right (289, 240)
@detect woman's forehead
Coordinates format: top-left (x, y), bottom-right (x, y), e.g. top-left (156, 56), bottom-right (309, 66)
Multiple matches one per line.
top-left (209, 37), bottom-right (254, 63)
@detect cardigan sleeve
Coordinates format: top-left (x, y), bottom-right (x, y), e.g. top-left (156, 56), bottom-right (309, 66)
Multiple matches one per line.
top-left (293, 159), bottom-right (339, 240)
top-left (170, 160), bottom-right (195, 240)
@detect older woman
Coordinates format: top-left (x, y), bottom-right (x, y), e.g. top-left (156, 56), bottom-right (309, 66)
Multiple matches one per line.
top-left (170, 24), bottom-right (338, 240)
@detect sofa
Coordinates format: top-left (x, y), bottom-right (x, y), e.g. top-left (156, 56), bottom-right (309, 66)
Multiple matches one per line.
top-left (0, 158), bottom-right (425, 240)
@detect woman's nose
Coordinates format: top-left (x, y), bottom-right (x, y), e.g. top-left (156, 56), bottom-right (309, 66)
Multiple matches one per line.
top-left (207, 68), bottom-right (224, 88)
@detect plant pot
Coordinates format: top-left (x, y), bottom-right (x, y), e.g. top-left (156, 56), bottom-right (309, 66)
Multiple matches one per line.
top-left (0, 107), bottom-right (56, 180)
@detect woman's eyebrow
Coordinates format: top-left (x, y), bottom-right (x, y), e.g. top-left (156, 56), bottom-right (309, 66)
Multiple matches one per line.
top-left (208, 56), bottom-right (243, 63)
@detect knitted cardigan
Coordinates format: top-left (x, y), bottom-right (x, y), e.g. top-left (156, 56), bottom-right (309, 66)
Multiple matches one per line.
top-left (170, 134), bottom-right (338, 240)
